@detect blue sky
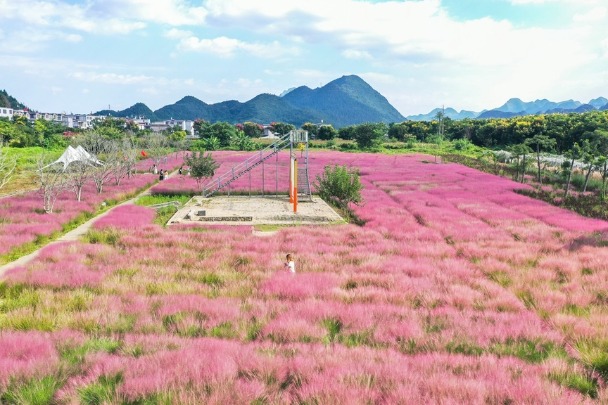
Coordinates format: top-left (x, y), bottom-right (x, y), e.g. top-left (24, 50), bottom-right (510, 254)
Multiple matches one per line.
top-left (1, 0), bottom-right (607, 117)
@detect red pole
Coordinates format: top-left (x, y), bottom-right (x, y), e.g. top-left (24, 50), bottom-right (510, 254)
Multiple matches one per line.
top-left (289, 156), bottom-right (294, 203)
top-left (294, 159), bottom-right (298, 213)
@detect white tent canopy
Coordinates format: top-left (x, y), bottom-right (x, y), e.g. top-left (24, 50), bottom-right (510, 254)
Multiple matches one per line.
top-left (44, 145), bottom-right (103, 171)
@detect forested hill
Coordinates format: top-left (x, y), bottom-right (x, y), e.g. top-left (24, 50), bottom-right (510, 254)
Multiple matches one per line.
top-left (281, 75), bottom-right (405, 127)
top-left (0, 90), bottom-right (26, 110)
top-left (95, 75), bottom-right (405, 128)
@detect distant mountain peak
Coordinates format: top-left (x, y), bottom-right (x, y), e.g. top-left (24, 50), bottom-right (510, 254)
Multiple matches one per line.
top-left (176, 95), bottom-right (206, 105)
top-left (93, 75), bottom-right (404, 127)
top-left (279, 87), bottom-right (296, 97)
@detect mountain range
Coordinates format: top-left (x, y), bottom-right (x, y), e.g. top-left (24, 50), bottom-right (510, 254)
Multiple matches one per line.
top-left (407, 97), bottom-right (608, 121)
top-left (4, 79), bottom-right (608, 127)
top-left (95, 75), bottom-right (405, 128)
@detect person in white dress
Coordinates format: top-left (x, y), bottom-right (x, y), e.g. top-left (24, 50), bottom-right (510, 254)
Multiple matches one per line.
top-left (284, 254), bottom-right (295, 274)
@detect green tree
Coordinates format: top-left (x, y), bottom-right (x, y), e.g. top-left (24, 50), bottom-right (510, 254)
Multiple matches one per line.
top-left (200, 136), bottom-right (221, 151)
top-left (199, 122), bottom-right (236, 147)
top-left (230, 130), bottom-right (256, 151)
top-left (337, 126), bottom-right (355, 140)
top-left (168, 130), bottom-right (187, 143)
top-left (185, 152), bottom-right (219, 192)
top-left (270, 122), bottom-right (295, 137)
top-left (315, 165), bottom-right (363, 211)
top-left (354, 123), bottom-right (387, 149)
top-left (388, 123), bottom-right (408, 141)
top-left (301, 122), bottom-right (319, 139)
top-left (525, 134), bottom-right (556, 184)
top-left (33, 119), bottom-right (48, 145)
top-left (317, 125), bottom-right (338, 141)
top-left (0, 119), bottom-right (16, 145)
top-left (242, 122), bottom-right (263, 138)
top-left (193, 119), bottom-right (210, 138)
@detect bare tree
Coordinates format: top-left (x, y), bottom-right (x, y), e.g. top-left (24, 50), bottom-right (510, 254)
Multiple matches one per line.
top-left (66, 160), bottom-right (94, 202)
top-left (78, 132), bottom-right (119, 194)
top-left (36, 154), bottom-right (69, 213)
top-left (145, 134), bottom-right (171, 170)
top-left (0, 142), bottom-right (16, 191)
top-left (112, 139), bottom-right (138, 185)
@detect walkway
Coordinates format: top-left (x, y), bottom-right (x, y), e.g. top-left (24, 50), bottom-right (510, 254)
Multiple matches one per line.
top-left (0, 171), bottom-right (174, 278)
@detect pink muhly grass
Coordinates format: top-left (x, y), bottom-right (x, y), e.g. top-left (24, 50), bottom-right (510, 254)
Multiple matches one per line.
top-left (74, 338), bottom-right (249, 402)
top-left (262, 316), bottom-right (326, 343)
top-left (158, 296), bottom-right (241, 324)
top-left (5, 242), bottom-right (117, 288)
top-left (0, 331), bottom-right (59, 388)
top-left (0, 171), bottom-right (161, 255)
top-left (551, 313), bottom-right (597, 340)
top-left (93, 204), bottom-right (156, 230)
top-left (259, 272), bottom-right (340, 300)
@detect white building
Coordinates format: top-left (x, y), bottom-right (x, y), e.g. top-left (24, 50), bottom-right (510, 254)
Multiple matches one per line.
top-left (126, 117), bottom-right (150, 131)
top-left (60, 114), bottom-right (103, 129)
top-left (0, 107), bottom-right (13, 119)
top-left (148, 119), bottom-right (195, 137)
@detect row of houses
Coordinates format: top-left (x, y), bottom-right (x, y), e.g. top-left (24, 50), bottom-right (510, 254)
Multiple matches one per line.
top-left (0, 107), bottom-right (196, 137)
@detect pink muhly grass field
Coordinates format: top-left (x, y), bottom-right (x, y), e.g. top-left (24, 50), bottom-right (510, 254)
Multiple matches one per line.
top-left (0, 171), bottom-right (161, 255)
top-left (92, 204), bottom-right (157, 230)
top-left (3, 151), bottom-right (608, 401)
top-left (0, 331), bottom-right (59, 388)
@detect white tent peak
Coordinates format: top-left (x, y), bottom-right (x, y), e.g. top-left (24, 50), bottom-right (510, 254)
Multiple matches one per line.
top-left (46, 145), bottom-right (103, 171)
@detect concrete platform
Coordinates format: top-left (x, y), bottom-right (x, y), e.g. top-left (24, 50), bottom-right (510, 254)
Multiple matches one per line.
top-left (168, 195), bottom-right (344, 226)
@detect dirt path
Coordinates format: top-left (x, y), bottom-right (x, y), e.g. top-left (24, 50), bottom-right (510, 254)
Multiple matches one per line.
top-left (0, 171), bottom-right (174, 278)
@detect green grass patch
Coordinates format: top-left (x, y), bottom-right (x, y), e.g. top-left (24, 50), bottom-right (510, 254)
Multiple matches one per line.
top-left (135, 194), bottom-right (191, 207)
top-left (60, 336), bottom-right (123, 366)
top-left (253, 224), bottom-right (293, 232)
top-left (154, 206), bottom-right (179, 226)
top-left (562, 303), bottom-right (590, 317)
top-left (78, 373), bottom-right (123, 405)
top-left (197, 273), bottom-right (224, 287)
top-left (246, 317), bottom-right (263, 342)
top-left (486, 270), bottom-right (512, 288)
top-left (0, 311), bottom-right (56, 331)
top-left (548, 369), bottom-right (598, 398)
top-left (341, 330), bottom-right (375, 348)
top-left (321, 318), bottom-right (343, 344)
top-left (516, 290), bottom-right (536, 310)
top-left (0, 283), bottom-right (40, 313)
top-left (134, 193), bottom-right (191, 226)
top-left (82, 227), bottom-right (123, 247)
top-left (490, 338), bottom-right (566, 363)
top-left (446, 340), bottom-right (484, 356)
top-left (576, 340), bottom-right (608, 379)
top-left (209, 321), bottom-right (237, 339)
top-left (0, 375), bottom-right (60, 405)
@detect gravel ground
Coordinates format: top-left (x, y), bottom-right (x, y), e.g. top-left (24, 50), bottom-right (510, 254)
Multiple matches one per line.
top-left (169, 195), bottom-right (344, 225)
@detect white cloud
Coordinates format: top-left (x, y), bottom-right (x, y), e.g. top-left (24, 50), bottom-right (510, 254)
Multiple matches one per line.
top-left (70, 72), bottom-right (154, 85)
top-left (573, 6), bottom-right (607, 22)
top-left (165, 28), bottom-right (192, 40)
top-left (342, 50), bottom-right (372, 60)
top-left (509, 0), bottom-right (599, 4)
top-left (176, 35), bottom-right (299, 58)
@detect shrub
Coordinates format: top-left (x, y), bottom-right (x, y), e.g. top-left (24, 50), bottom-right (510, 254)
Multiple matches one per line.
top-left (315, 165), bottom-right (362, 211)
